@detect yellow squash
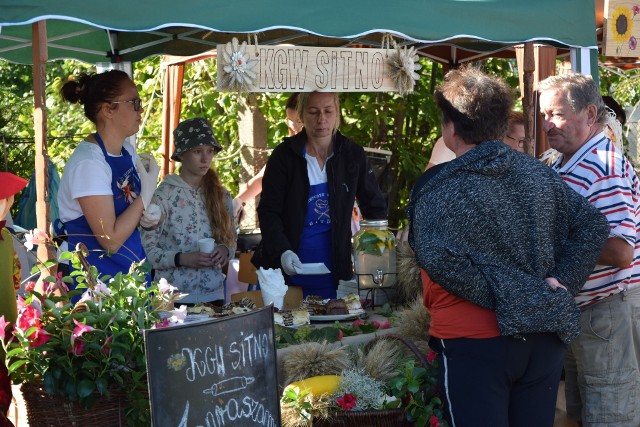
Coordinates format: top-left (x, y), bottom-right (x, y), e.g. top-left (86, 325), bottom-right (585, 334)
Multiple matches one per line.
top-left (284, 375), bottom-right (343, 396)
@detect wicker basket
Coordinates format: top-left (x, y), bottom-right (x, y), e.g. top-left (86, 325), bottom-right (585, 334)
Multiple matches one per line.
top-left (314, 408), bottom-right (412, 426)
top-left (20, 382), bottom-right (128, 427)
top-left (314, 334), bottom-right (429, 427)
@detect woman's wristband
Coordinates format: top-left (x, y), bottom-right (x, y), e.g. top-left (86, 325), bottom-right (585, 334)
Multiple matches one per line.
top-left (174, 252), bottom-right (182, 267)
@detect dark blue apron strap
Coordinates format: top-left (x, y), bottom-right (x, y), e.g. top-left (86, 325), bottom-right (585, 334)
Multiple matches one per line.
top-left (53, 218), bottom-right (67, 241)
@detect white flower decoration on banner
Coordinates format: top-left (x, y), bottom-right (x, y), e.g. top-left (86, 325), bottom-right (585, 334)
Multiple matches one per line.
top-left (387, 44), bottom-right (421, 96)
top-left (603, 108), bottom-right (624, 152)
top-left (220, 37), bottom-right (258, 92)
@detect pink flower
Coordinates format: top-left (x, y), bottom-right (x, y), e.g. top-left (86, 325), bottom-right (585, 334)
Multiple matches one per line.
top-left (155, 318), bottom-right (170, 328)
top-left (629, 36), bottom-right (638, 50)
top-left (337, 329), bottom-right (344, 341)
top-left (352, 319), bottom-right (365, 329)
top-left (45, 272), bottom-right (69, 295)
top-left (379, 319), bottom-right (390, 329)
top-left (634, 5), bottom-right (640, 15)
top-left (72, 319), bottom-right (94, 340)
top-left (169, 305), bottom-right (188, 323)
top-left (28, 328), bottom-right (50, 347)
top-left (157, 278), bottom-right (177, 294)
top-left (372, 320), bottom-right (381, 329)
top-left (17, 305), bottom-right (42, 332)
top-left (336, 393), bottom-right (357, 410)
top-left (429, 415), bottom-right (441, 427)
top-left (427, 350), bottom-right (437, 364)
top-left (24, 228), bottom-right (49, 250)
top-left (72, 340), bottom-right (85, 355)
top-left (0, 316), bottom-right (10, 340)
top-left (25, 281), bottom-right (36, 292)
top-left (101, 336), bottom-right (113, 355)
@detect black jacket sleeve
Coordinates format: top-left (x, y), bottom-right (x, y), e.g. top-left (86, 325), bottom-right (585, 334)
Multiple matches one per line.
top-left (254, 144), bottom-right (295, 268)
top-left (546, 181), bottom-right (610, 294)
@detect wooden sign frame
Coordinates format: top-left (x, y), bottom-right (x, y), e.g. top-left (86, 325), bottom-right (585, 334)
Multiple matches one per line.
top-left (217, 44), bottom-right (400, 92)
top-left (144, 305), bottom-right (280, 426)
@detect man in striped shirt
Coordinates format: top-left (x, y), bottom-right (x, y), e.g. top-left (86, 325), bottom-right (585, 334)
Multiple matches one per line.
top-left (539, 73), bottom-right (640, 427)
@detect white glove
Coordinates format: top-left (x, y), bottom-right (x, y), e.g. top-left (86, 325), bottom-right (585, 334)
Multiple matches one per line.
top-left (136, 153), bottom-right (160, 209)
top-left (140, 203), bottom-right (163, 229)
top-left (280, 250), bottom-right (303, 276)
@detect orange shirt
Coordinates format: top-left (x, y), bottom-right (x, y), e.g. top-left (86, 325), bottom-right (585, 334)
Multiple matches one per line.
top-left (421, 269), bottom-right (500, 339)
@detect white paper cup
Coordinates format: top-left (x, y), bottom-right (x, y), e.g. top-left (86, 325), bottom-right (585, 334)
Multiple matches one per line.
top-left (198, 238), bottom-right (215, 253)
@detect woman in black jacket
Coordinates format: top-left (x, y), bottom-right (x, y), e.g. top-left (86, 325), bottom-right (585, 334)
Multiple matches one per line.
top-left (252, 91), bottom-right (386, 298)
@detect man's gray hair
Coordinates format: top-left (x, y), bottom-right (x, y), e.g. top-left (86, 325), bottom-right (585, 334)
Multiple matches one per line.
top-left (538, 74), bottom-right (608, 125)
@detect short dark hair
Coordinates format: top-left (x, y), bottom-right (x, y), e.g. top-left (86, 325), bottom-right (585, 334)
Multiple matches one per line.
top-left (602, 95), bottom-right (626, 126)
top-left (285, 92), bottom-right (300, 110)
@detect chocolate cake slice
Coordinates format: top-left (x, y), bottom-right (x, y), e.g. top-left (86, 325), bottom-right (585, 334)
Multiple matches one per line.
top-left (325, 299), bottom-right (348, 315)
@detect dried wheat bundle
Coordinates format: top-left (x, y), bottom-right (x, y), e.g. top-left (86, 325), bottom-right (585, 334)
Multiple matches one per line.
top-left (281, 341), bottom-right (351, 386)
top-left (395, 297), bottom-right (431, 354)
top-left (395, 241), bottom-right (422, 303)
top-left (355, 338), bottom-right (406, 383)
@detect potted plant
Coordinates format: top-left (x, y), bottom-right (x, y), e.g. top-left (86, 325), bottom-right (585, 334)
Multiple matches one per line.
top-left (0, 230), bottom-right (183, 426)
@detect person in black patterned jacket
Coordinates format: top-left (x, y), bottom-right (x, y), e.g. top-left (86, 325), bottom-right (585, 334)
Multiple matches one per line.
top-left (407, 66), bottom-right (609, 427)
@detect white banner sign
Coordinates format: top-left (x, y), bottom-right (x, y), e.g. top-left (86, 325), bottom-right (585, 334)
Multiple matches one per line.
top-left (217, 44), bottom-right (401, 93)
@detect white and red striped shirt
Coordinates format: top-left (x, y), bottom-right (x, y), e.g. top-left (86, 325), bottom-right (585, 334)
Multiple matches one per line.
top-left (552, 132), bottom-right (640, 306)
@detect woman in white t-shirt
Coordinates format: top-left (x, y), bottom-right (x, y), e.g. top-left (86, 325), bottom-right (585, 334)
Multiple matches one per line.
top-left (57, 70), bottom-right (159, 285)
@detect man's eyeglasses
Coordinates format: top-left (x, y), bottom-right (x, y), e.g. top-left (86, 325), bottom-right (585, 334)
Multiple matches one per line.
top-left (505, 134), bottom-right (529, 148)
top-left (111, 98), bottom-right (143, 112)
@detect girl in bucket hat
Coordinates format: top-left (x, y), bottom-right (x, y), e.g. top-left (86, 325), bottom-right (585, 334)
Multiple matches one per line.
top-left (0, 171), bottom-right (28, 427)
top-left (141, 118), bottom-right (236, 305)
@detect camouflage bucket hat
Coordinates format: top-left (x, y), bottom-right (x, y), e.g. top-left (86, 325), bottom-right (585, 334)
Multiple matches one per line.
top-left (171, 117), bottom-right (222, 161)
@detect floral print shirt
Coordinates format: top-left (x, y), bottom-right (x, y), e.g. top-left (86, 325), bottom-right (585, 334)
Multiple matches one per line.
top-left (141, 174), bottom-right (236, 303)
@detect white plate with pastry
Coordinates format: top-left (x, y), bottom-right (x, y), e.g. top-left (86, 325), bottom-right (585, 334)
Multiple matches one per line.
top-left (309, 313), bottom-right (363, 322)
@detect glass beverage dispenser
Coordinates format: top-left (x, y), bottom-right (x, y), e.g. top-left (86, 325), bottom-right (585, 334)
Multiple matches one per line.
top-left (353, 219), bottom-right (396, 287)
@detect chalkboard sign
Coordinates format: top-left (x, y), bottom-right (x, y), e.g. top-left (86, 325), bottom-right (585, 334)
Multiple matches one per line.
top-left (144, 305), bottom-right (280, 426)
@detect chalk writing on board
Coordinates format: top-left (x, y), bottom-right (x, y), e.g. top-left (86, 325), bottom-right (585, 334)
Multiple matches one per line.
top-left (203, 376), bottom-right (255, 396)
top-left (145, 306), bottom-right (280, 426)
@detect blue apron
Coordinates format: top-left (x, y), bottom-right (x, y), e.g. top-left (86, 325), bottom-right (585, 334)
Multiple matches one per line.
top-left (291, 181), bottom-right (336, 299)
top-left (63, 134), bottom-right (146, 284)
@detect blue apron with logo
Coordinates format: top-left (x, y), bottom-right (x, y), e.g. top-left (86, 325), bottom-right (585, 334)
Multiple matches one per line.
top-left (291, 181), bottom-right (336, 298)
top-left (63, 134), bottom-right (147, 284)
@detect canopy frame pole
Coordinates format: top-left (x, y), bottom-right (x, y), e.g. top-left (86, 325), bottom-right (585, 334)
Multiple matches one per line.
top-left (32, 20), bottom-right (57, 285)
top-left (522, 42), bottom-right (535, 156)
top-left (160, 59), bottom-right (184, 177)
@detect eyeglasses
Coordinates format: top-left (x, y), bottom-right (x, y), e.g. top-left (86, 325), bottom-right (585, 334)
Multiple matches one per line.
top-left (505, 134), bottom-right (529, 148)
top-left (111, 98), bottom-right (143, 112)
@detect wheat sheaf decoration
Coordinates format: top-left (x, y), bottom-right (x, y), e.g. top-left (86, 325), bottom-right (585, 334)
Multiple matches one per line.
top-left (384, 35), bottom-right (421, 96)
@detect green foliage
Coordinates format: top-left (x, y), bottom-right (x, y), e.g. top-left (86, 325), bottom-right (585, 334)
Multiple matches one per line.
top-left (274, 318), bottom-right (383, 349)
top-left (0, 234), bottom-right (183, 426)
top-left (281, 386), bottom-right (314, 421)
top-left (0, 56), bottom-right (529, 228)
top-left (387, 358), bottom-right (449, 426)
